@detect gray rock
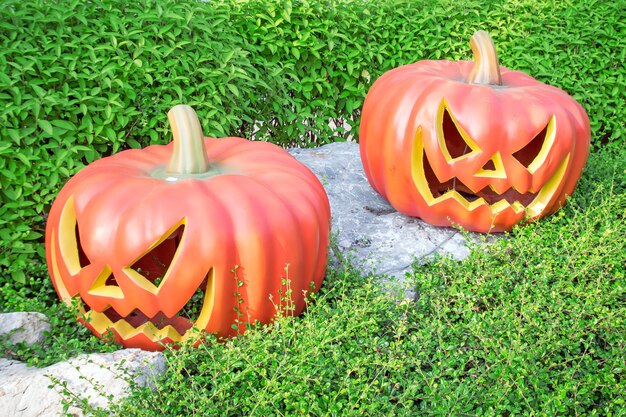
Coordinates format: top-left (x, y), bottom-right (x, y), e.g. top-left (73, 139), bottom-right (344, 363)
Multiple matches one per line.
top-left (289, 141), bottom-right (473, 292)
top-left (0, 312), bottom-right (51, 346)
top-left (0, 349), bottom-right (166, 417)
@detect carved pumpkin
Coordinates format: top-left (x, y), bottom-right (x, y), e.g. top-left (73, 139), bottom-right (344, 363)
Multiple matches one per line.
top-left (45, 105), bottom-right (330, 351)
top-left (359, 31), bottom-right (590, 232)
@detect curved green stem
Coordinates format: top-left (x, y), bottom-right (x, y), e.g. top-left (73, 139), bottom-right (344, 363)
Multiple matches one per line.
top-left (465, 30), bottom-right (502, 86)
top-left (165, 105), bottom-right (210, 174)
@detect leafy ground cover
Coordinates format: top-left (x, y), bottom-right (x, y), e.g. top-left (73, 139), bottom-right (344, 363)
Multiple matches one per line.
top-left (1, 0), bottom-right (625, 415)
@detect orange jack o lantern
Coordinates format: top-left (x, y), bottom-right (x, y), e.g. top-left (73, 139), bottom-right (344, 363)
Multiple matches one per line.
top-left (359, 31), bottom-right (590, 232)
top-left (45, 105), bottom-right (330, 351)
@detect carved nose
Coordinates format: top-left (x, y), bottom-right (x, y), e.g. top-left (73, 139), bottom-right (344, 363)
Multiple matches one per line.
top-left (475, 152), bottom-right (506, 179)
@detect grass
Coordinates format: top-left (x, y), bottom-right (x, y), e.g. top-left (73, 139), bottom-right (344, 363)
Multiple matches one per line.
top-left (38, 143), bottom-right (623, 416)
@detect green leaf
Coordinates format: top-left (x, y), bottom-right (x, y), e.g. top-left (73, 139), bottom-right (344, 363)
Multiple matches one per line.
top-left (127, 139), bottom-right (141, 149)
top-left (14, 153), bottom-right (31, 168)
top-left (7, 129), bottom-right (21, 144)
top-left (104, 127), bottom-right (117, 142)
top-left (51, 120), bottom-right (76, 131)
top-left (11, 269), bottom-right (26, 285)
top-left (226, 84), bottom-right (239, 97)
top-left (38, 120), bottom-right (53, 135)
top-left (31, 85), bottom-right (46, 98)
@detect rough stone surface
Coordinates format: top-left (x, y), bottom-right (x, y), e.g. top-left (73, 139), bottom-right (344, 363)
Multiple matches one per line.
top-left (289, 141), bottom-right (473, 290)
top-left (0, 312), bottom-right (51, 346)
top-left (0, 349), bottom-right (166, 417)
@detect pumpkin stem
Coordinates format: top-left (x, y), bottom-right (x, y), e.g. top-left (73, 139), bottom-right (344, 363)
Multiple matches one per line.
top-left (465, 30), bottom-right (502, 86)
top-left (166, 105), bottom-right (211, 174)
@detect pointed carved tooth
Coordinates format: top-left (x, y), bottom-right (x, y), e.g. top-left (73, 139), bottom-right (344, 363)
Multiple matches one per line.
top-left (488, 199), bottom-right (512, 214)
top-left (510, 202), bottom-right (526, 214)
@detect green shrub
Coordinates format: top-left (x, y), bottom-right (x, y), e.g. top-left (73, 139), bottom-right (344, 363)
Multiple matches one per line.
top-left (1, 0), bottom-right (273, 286)
top-left (1, 0), bottom-right (625, 288)
top-left (407, 175), bottom-right (625, 413)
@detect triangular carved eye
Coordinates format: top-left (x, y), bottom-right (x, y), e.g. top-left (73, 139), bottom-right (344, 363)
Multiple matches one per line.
top-left (442, 109), bottom-right (473, 159)
top-left (75, 223), bottom-right (90, 269)
top-left (513, 126), bottom-right (547, 167)
top-left (58, 196), bottom-right (91, 275)
top-left (437, 103), bottom-right (480, 162)
top-left (127, 223), bottom-right (185, 293)
top-left (512, 116), bottom-right (556, 172)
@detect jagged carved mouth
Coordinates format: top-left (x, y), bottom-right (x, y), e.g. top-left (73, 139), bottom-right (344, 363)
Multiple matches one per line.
top-left (420, 152), bottom-right (569, 215)
top-left (78, 270), bottom-right (214, 344)
top-left (411, 131), bottom-right (569, 217)
top-left (426, 159), bottom-right (538, 206)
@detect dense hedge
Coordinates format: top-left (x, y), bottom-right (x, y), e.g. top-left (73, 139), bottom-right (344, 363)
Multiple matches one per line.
top-left (1, 0), bottom-right (625, 284)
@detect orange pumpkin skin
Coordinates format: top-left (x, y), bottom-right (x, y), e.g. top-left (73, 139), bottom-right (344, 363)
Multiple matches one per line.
top-left (359, 33), bottom-right (590, 233)
top-left (46, 108), bottom-right (330, 351)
